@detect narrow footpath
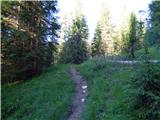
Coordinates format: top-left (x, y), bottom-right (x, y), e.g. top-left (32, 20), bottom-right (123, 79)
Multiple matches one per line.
top-left (68, 66), bottom-right (88, 120)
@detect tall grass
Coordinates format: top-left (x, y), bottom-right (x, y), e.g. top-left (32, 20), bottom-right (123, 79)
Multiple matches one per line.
top-left (2, 64), bottom-right (74, 120)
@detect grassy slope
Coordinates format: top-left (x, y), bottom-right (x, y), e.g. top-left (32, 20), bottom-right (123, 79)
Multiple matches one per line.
top-left (135, 46), bottom-right (160, 60)
top-left (77, 60), bottom-right (138, 120)
top-left (76, 46), bottom-right (160, 120)
top-left (2, 64), bottom-right (74, 120)
top-left (101, 46), bottom-right (160, 61)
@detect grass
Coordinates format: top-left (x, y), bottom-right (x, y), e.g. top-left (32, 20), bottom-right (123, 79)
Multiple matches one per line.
top-left (76, 60), bottom-right (140, 120)
top-left (75, 46), bottom-right (160, 120)
top-left (76, 46), bottom-right (160, 120)
top-left (134, 46), bottom-right (160, 60)
top-left (121, 46), bottom-right (160, 60)
top-left (2, 64), bottom-right (74, 120)
top-left (93, 46), bottom-right (160, 61)
top-left (2, 46), bottom-right (159, 120)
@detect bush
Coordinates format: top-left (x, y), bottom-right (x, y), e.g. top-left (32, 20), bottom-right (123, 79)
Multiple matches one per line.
top-left (130, 63), bottom-right (160, 120)
top-left (92, 56), bottom-right (107, 70)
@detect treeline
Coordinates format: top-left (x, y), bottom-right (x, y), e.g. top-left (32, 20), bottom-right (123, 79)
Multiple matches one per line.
top-left (1, 1), bottom-right (60, 83)
top-left (1, 1), bottom-right (160, 83)
top-left (95, 1), bottom-right (160, 58)
top-left (60, 1), bottom-right (160, 63)
top-left (91, 6), bottom-right (148, 59)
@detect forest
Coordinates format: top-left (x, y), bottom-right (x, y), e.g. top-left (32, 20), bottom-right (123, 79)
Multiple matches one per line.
top-left (1, 0), bottom-right (160, 120)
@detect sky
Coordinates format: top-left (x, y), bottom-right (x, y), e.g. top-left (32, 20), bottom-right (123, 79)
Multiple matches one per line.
top-left (58, 0), bottom-right (152, 41)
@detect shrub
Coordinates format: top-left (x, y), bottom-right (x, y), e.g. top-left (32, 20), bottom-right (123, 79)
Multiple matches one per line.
top-left (130, 63), bottom-right (160, 120)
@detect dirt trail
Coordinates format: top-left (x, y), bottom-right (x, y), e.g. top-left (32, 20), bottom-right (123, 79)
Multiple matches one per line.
top-left (68, 65), bottom-right (88, 120)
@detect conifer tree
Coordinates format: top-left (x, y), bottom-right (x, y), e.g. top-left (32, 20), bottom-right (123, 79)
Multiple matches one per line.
top-left (91, 4), bottom-right (115, 56)
top-left (127, 12), bottom-right (137, 59)
top-left (1, 1), bottom-right (60, 83)
top-left (91, 23), bottom-right (103, 56)
top-left (60, 14), bottom-right (89, 64)
top-left (145, 1), bottom-right (160, 46)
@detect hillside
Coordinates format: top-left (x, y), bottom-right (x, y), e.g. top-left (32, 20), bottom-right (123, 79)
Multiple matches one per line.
top-left (2, 65), bottom-right (74, 120)
top-left (76, 58), bottom-right (160, 120)
top-left (135, 46), bottom-right (160, 60)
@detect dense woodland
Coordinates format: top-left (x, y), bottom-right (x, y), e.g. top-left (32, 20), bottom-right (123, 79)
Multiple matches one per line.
top-left (2, 1), bottom-right (60, 83)
top-left (1, 1), bottom-right (160, 120)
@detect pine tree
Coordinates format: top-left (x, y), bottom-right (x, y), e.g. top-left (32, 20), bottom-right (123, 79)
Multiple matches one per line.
top-left (1, 1), bottom-right (60, 83)
top-left (91, 4), bottom-right (115, 57)
top-left (91, 23), bottom-right (103, 56)
top-left (60, 14), bottom-right (89, 64)
top-left (100, 5), bottom-right (113, 55)
top-left (127, 12), bottom-right (137, 59)
top-left (119, 6), bottom-right (130, 54)
top-left (145, 1), bottom-right (160, 46)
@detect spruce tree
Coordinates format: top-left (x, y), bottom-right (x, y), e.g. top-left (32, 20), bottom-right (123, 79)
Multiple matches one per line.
top-left (145, 1), bottom-right (160, 46)
top-left (91, 23), bottom-right (104, 56)
top-left (127, 12), bottom-right (137, 59)
top-left (91, 4), bottom-right (115, 57)
top-left (1, 1), bottom-right (60, 83)
top-left (60, 14), bottom-right (89, 64)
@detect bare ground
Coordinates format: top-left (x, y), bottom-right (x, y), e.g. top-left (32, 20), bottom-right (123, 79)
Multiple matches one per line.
top-left (67, 65), bottom-right (88, 120)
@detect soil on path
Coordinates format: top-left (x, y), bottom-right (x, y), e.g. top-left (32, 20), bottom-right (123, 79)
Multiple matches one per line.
top-left (68, 65), bottom-right (88, 120)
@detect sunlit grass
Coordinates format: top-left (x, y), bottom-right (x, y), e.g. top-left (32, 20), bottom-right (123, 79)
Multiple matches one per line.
top-left (76, 60), bottom-right (137, 120)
